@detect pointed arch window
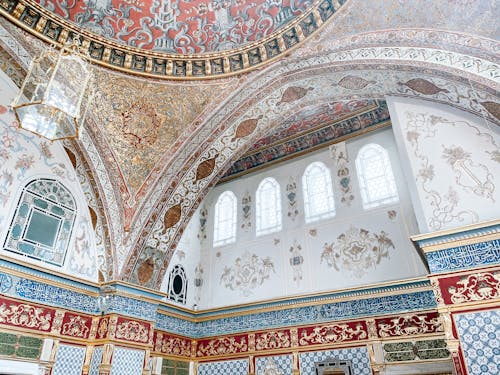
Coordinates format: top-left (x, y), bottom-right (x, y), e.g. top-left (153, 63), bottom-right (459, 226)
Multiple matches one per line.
top-left (356, 143), bottom-right (399, 209)
top-left (256, 177), bottom-right (282, 236)
top-left (3, 179), bottom-right (76, 266)
top-left (167, 265), bottom-right (187, 304)
top-left (302, 162), bottom-right (336, 223)
top-left (213, 191), bottom-right (237, 247)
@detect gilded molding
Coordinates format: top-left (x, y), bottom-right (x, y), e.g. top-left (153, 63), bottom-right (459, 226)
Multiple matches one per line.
top-left (0, 0), bottom-right (347, 79)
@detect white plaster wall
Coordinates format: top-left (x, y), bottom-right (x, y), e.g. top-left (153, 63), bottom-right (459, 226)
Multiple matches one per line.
top-left (160, 208), bottom-right (202, 309)
top-left (196, 128), bottom-right (426, 309)
top-left (387, 97), bottom-right (500, 233)
top-left (0, 69), bottom-right (99, 281)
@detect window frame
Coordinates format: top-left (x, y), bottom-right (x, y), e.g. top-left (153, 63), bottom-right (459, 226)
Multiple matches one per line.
top-left (256, 177), bottom-right (282, 236)
top-left (213, 190), bottom-right (237, 247)
top-left (302, 161), bottom-right (336, 223)
top-left (355, 143), bottom-right (399, 209)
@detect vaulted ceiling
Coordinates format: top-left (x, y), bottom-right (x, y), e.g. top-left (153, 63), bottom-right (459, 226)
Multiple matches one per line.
top-left (0, 0), bottom-right (498, 288)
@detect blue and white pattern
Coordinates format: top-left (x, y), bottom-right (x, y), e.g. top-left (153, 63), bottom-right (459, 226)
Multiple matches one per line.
top-left (52, 344), bottom-right (86, 375)
top-left (157, 290), bottom-right (436, 337)
top-left (0, 273), bottom-right (12, 293)
top-left (198, 359), bottom-right (248, 375)
top-left (299, 347), bottom-right (371, 375)
top-left (256, 354), bottom-right (293, 375)
top-left (89, 346), bottom-right (103, 375)
top-left (15, 278), bottom-right (98, 314)
top-left (455, 310), bottom-right (500, 375)
top-left (426, 239), bottom-right (500, 273)
top-left (110, 347), bottom-right (145, 375)
top-left (108, 295), bottom-right (157, 321)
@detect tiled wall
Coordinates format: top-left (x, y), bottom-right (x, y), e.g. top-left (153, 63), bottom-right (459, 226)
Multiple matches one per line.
top-left (52, 344), bottom-right (86, 375)
top-left (455, 309), bottom-right (500, 375)
top-left (110, 347), bottom-right (145, 375)
top-left (256, 354), bottom-right (293, 375)
top-left (299, 347), bottom-right (371, 375)
top-left (198, 359), bottom-right (248, 375)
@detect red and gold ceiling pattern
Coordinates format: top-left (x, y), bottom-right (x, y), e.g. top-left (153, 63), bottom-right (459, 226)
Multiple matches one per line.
top-left (0, 0), bottom-right (345, 78)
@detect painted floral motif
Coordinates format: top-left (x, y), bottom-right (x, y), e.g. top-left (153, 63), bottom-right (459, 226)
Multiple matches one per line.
top-left (442, 145), bottom-right (495, 202)
top-left (34, 0), bottom-right (313, 53)
top-left (194, 263), bottom-right (204, 304)
top-left (61, 315), bottom-right (90, 338)
top-left (220, 252), bottom-right (274, 296)
top-left (68, 220), bottom-right (97, 279)
top-left (0, 301), bottom-right (52, 331)
top-left (404, 112), bottom-right (482, 230)
top-left (286, 177), bottom-right (299, 220)
top-left (154, 332), bottom-right (191, 356)
top-left (321, 226), bottom-right (393, 278)
top-left (196, 336), bottom-right (248, 357)
top-left (289, 240), bottom-right (304, 284)
top-left (298, 323), bottom-right (367, 345)
top-left (115, 320), bottom-right (150, 343)
top-left (197, 205), bottom-right (208, 242)
top-left (330, 142), bottom-right (354, 206)
top-left (241, 191), bottom-right (252, 231)
top-left (255, 330), bottom-right (291, 350)
top-left (448, 272), bottom-right (500, 304)
top-left (377, 314), bottom-right (443, 338)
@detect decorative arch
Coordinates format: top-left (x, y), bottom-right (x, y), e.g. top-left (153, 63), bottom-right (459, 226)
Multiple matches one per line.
top-left (127, 42), bottom-right (499, 288)
top-left (4, 178), bottom-right (76, 266)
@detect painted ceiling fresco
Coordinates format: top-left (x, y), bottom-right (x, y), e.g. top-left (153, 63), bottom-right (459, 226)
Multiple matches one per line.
top-left (35, 0), bottom-right (314, 53)
top-left (221, 99), bottom-right (390, 180)
top-left (1, 0), bottom-right (498, 287)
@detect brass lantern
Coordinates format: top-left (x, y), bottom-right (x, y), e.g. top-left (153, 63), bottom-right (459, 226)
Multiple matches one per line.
top-left (12, 38), bottom-right (92, 140)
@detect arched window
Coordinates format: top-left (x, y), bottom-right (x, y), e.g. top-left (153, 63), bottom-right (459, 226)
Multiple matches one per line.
top-left (167, 265), bottom-right (187, 304)
top-left (302, 162), bottom-right (336, 223)
top-left (256, 177), bottom-right (282, 236)
top-left (213, 191), bottom-right (237, 247)
top-left (355, 143), bottom-right (399, 209)
top-left (4, 179), bottom-right (76, 266)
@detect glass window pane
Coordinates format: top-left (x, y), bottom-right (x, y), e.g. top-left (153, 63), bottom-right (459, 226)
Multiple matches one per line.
top-left (213, 191), bottom-right (237, 246)
top-left (356, 144), bottom-right (399, 209)
top-left (302, 162), bottom-right (336, 223)
top-left (256, 178), bottom-right (282, 236)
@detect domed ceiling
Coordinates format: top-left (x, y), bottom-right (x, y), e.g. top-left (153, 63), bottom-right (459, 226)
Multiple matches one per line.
top-left (2, 0), bottom-right (347, 78)
top-left (35, 0), bottom-right (314, 53)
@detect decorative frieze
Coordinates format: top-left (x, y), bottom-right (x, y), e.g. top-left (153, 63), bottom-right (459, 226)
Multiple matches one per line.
top-left (298, 321), bottom-right (367, 346)
top-left (375, 312), bottom-right (443, 338)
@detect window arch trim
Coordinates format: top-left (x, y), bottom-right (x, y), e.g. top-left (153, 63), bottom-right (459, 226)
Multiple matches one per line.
top-left (3, 178), bottom-right (76, 266)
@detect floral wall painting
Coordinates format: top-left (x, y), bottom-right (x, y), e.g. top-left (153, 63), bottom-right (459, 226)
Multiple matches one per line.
top-left (241, 191), bottom-right (252, 232)
top-left (321, 226), bottom-right (394, 279)
top-left (0, 69), bottom-right (99, 281)
top-left (387, 97), bottom-right (500, 232)
top-left (220, 252), bottom-right (275, 296)
top-left (289, 240), bottom-right (304, 285)
top-left (330, 142), bottom-right (354, 206)
top-left (286, 177), bottom-right (299, 221)
top-left (197, 205), bottom-right (208, 242)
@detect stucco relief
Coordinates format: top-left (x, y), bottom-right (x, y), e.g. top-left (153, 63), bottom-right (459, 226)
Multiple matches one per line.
top-left (402, 110), bottom-right (499, 230)
top-left (321, 226), bottom-right (394, 278)
top-left (220, 252), bottom-right (275, 296)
